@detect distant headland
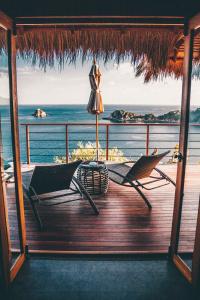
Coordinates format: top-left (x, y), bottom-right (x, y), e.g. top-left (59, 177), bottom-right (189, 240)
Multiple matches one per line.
top-left (103, 108), bottom-right (200, 123)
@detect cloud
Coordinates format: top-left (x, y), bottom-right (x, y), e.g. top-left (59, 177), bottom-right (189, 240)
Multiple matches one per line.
top-left (0, 74), bottom-right (9, 98)
top-left (10, 57), bottom-right (200, 106)
top-left (0, 68), bottom-right (9, 76)
top-left (108, 81), bottom-right (116, 86)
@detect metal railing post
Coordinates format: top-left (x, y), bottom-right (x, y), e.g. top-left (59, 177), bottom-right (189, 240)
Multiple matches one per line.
top-left (25, 125), bottom-right (30, 164)
top-left (106, 124), bottom-right (109, 160)
top-left (20, 122), bottom-right (191, 163)
top-left (146, 124), bottom-right (150, 156)
top-left (65, 125), bottom-right (69, 163)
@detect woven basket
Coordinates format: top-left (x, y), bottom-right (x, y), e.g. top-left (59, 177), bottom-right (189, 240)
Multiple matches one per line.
top-left (77, 161), bottom-right (109, 195)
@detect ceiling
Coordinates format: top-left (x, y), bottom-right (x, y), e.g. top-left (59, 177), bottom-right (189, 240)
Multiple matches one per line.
top-left (0, 0), bottom-right (200, 19)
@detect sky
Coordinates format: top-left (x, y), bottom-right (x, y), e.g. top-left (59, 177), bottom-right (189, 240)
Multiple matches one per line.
top-left (0, 57), bottom-right (200, 106)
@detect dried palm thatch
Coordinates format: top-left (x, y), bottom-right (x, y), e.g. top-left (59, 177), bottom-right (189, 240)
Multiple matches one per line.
top-left (136, 32), bottom-right (200, 81)
top-left (16, 27), bottom-right (182, 70)
top-left (0, 29), bottom-right (7, 55)
top-left (136, 58), bottom-right (200, 82)
top-left (0, 26), bottom-right (200, 82)
top-left (135, 57), bottom-right (184, 82)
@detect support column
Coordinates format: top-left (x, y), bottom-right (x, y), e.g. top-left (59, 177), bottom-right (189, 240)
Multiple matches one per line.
top-left (169, 28), bottom-right (194, 257)
top-left (7, 30), bottom-right (27, 257)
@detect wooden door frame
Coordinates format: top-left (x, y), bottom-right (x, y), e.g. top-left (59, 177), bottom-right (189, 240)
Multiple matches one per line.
top-left (0, 162), bottom-right (11, 286)
top-left (169, 12), bottom-right (200, 286)
top-left (1, 8), bottom-right (200, 285)
top-left (0, 10), bottom-right (26, 286)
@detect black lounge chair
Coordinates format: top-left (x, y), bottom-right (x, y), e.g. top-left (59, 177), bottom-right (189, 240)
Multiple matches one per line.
top-left (106, 151), bottom-right (175, 209)
top-left (22, 161), bottom-right (99, 230)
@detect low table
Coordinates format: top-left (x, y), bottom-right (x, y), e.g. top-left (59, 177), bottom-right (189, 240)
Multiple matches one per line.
top-left (77, 161), bottom-right (109, 195)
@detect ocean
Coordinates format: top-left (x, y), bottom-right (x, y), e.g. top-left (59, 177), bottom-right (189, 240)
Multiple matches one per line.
top-left (1, 104), bottom-right (200, 164)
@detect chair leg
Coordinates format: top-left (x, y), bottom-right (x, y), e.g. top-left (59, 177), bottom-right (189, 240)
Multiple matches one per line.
top-left (82, 189), bottom-right (99, 215)
top-left (73, 177), bottom-right (99, 215)
top-left (154, 167), bottom-right (176, 186)
top-left (29, 197), bottom-right (43, 230)
top-left (107, 168), bottom-right (152, 209)
top-left (130, 182), bottom-right (152, 209)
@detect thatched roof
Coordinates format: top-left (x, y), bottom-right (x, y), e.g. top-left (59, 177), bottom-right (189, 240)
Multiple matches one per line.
top-left (136, 32), bottom-right (200, 81)
top-left (0, 28), bottom-right (6, 55)
top-left (16, 27), bottom-right (182, 69)
top-left (1, 26), bottom-right (200, 82)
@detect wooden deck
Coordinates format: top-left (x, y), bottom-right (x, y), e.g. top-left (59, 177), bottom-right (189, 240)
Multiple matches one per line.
top-left (7, 165), bottom-right (200, 254)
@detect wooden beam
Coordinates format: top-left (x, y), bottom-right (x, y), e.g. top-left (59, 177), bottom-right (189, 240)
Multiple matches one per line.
top-left (0, 10), bottom-right (13, 30)
top-left (189, 13), bottom-right (200, 30)
top-left (10, 253), bottom-right (26, 282)
top-left (16, 15), bottom-right (185, 19)
top-left (169, 29), bottom-right (194, 257)
top-left (15, 16), bottom-right (184, 27)
top-left (173, 255), bottom-right (192, 283)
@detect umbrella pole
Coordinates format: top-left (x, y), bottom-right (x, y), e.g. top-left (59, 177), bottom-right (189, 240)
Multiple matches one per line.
top-left (96, 114), bottom-right (99, 161)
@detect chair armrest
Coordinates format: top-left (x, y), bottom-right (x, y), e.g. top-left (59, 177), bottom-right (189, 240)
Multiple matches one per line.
top-left (105, 160), bottom-right (135, 169)
top-left (122, 160), bottom-right (136, 166)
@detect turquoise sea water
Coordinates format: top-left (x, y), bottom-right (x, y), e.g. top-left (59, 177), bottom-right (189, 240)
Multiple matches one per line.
top-left (1, 104), bottom-right (200, 163)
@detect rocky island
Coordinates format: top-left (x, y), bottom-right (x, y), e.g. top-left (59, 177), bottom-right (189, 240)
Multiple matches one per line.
top-left (33, 108), bottom-right (47, 118)
top-left (104, 108), bottom-right (200, 123)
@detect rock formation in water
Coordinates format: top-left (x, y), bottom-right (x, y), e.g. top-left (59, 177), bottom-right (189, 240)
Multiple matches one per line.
top-left (104, 108), bottom-right (200, 123)
top-left (33, 108), bottom-right (47, 118)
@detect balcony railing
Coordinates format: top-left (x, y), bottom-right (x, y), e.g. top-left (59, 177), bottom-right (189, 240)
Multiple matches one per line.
top-left (20, 122), bottom-right (200, 164)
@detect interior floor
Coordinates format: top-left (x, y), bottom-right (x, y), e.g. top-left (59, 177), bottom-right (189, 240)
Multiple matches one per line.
top-left (1, 257), bottom-right (200, 300)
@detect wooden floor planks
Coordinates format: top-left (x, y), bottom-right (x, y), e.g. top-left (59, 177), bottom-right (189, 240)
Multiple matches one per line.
top-left (7, 164), bottom-right (200, 253)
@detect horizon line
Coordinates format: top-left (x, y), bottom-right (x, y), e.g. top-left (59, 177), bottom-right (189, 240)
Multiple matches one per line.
top-left (17, 103), bottom-right (183, 106)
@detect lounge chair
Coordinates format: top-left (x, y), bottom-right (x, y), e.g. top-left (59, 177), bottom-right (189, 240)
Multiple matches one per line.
top-left (22, 161), bottom-right (99, 230)
top-left (106, 151), bottom-right (175, 209)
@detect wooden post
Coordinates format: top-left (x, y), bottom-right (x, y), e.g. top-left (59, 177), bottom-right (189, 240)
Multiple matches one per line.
top-left (146, 125), bottom-right (150, 156)
top-left (96, 114), bottom-right (99, 161)
top-left (65, 125), bottom-right (69, 163)
top-left (169, 29), bottom-right (194, 257)
top-left (106, 124), bottom-right (109, 161)
top-left (0, 145), bottom-right (11, 286)
top-left (7, 30), bottom-right (27, 275)
top-left (25, 125), bottom-right (30, 164)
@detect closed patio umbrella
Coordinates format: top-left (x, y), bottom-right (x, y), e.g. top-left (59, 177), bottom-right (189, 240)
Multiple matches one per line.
top-left (87, 59), bottom-right (104, 161)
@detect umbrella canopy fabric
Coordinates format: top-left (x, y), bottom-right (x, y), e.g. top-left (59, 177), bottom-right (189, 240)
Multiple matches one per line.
top-left (87, 61), bottom-right (104, 161)
top-left (87, 62), bottom-right (104, 115)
